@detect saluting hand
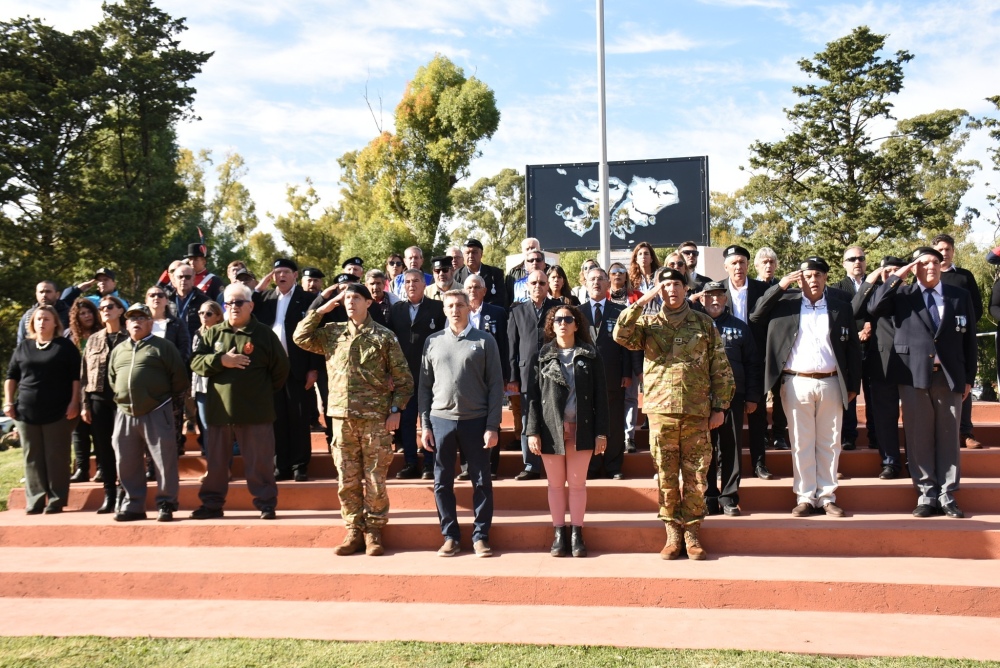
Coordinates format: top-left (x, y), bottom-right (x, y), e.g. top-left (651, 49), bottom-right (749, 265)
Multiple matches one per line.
top-left (778, 270), bottom-right (802, 290)
top-left (221, 347), bottom-right (251, 369)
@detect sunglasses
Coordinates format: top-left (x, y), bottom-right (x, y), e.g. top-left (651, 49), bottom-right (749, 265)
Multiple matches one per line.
top-left (98, 304), bottom-right (118, 311)
top-left (146, 293), bottom-right (166, 299)
top-left (667, 262), bottom-right (686, 268)
top-left (553, 315), bottom-right (575, 325)
top-left (680, 249), bottom-right (699, 257)
top-left (432, 268), bottom-right (451, 273)
top-left (387, 261), bottom-right (403, 267)
top-left (610, 268), bottom-right (626, 275)
top-left (198, 310), bottom-right (218, 317)
top-left (176, 275), bottom-right (194, 280)
top-left (526, 257), bottom-right (545, 263)
top-left (528, 280), bottom-right (546, 285)
top-left (845, 256), bottom-right (866, 263)
top-left (225, 300), bottom-right (250, 308)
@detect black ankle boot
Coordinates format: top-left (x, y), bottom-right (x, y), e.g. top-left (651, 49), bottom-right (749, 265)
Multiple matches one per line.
top-left (70, 468), bottom-right (88, 483)
top-left (96, 490), bottom-right (115, 514)
top-left (550, 525), bottom-right (568, 557)
top-left (570, 526), bottom-right (587, 558)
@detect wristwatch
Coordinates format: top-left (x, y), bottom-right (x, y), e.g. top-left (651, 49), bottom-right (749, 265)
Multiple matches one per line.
top-left (390, 406), bottom-right (400, 414)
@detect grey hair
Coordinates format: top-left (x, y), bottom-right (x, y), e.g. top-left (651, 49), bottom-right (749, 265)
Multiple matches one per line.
top-left (754, 247), bottom-right (778, 264)
top-left (224, 283), bottom-right (252, 301)
top-left (463, 274), bottom-right (485, 289)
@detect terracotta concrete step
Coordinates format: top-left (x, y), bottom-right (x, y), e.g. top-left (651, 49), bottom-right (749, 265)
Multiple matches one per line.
top-left (2, 598), bottom-right (998, 660)
top-left (19, 474), bottom-right (1000, 516)
top-left (0, 547), bottom-right (997, 618)
top-left (0, 509), bottom-right (997, 559)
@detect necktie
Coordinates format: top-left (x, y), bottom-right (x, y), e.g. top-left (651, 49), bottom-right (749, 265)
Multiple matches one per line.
top-left (924, 288), bottom-right (941, 330)
top-left (594, 303), bottom-right (603, 329)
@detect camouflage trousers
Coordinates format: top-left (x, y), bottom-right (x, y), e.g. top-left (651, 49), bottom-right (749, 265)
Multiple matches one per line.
top-left (648, 413), bottom-right (711, 525)
top-left (331, 417), bottom-right (394, 530)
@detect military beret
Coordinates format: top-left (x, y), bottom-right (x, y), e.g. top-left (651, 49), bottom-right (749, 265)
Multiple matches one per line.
top-left (880, 256), bottom-right (906, 269)
top-left (987, 247), bottom-right (1000, 265)
top-left (703, 281), bottom-right (726, 293)
top-left (124, 303), bottom-right (151, 319)
top-left (344, 283), bottom-right (372, 300)
top-left (655, 267), bottom-right (686, 284)
top-left (342, 257), bottom-right (363, 269)
top-left (799, 256), bottom-right (830, 273)
top-left (94, 267), bottom-right (116, 281)
top-left (464, 238), bottom-right (484, 250)
top-left (723, 245), bottom-right (750, 260)
top-left (431, 256), bottom-right (453, 270)
top-left (273, 258), bottom-right (298, 271)
top-left (334, 273), bottom-right (360, 285)
top-left (302, 267), bottom-right (325, 279)
top-left (911, 246), bottom-right (943, 262)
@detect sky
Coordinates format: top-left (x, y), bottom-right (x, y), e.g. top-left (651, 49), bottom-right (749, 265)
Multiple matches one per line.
top-left (5, 0), bottom-right (1000, 246)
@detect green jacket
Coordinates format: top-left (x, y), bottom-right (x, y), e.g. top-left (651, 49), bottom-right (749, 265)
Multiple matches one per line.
top-left (613, 301), bottom-right (734, 418)
top-left (191, 315), bottom-right (290, 425)
top-left (108, 336), bottom-right (189, 417)
top-left (293, 310), bottom-right (413, 422)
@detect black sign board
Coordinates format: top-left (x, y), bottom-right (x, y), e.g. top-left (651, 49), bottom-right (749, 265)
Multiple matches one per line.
top-left (526, 156), bottom-right (710, 251)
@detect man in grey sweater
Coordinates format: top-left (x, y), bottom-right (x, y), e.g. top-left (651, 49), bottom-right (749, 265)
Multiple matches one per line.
top-left (419, 290), bottom-right (504, 558)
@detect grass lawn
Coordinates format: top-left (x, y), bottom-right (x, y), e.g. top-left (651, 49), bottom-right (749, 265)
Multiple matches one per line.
top-left (0, 444), bottom-right (24, 512)
top-left (0, 638), bottom-right (996, 668)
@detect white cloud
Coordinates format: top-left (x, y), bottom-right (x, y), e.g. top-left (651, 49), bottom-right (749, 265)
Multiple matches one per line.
top-left (606, 27), bottom-right (700, 54)
top-left (698, 0), bottom-right (789, 7)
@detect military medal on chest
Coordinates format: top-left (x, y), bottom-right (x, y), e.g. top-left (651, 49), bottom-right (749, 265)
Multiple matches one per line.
top-left (243, 341), bottom-right (254, 355)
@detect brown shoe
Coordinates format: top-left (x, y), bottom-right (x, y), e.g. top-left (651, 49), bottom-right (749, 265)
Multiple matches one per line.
top-left (823, 502), bottom-right (846, 517)
top-left (683, 523), bottom-right (707, 560)
top-left (334, 527), bottom-right (365, 556)
top-left (365, 528), bottom-right (384, 556)
top-left (660, 522), bottom-right (683, 560)
top-left (792, 502), bottom-right (814, 517)
top-left (963, 435), bottom-right (984, 450)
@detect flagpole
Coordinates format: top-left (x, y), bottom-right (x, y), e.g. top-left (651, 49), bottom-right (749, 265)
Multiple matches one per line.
top-left (596, 0), bottom-right (610, 270)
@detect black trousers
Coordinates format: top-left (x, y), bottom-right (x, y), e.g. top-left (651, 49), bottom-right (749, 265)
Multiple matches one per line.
top-left (273, 379), bottom-right (312, 475)
top-left (88, 393), bottom-right (119, 493)
top-left (870, 379), bottom-right (902, 470)
top-left (708, 394), bottom-right (744, 507)
top-left (71, 420), bottom-right (93, 473)
top-left (588, 387), bottom-right (626, 477)
top-left (960, 392), bottom-right (974, 437)
top-left (315, 366), bottom-right (332, 445)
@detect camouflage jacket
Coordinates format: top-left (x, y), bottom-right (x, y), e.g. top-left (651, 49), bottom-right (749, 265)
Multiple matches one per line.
top-left (293, 310), bottom-right (413, 422)
top-left (613, 301), bottom-right (735, 417)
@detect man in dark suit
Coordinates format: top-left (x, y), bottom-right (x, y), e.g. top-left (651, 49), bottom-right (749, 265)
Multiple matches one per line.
top-left (388, 268), bottom-right (445, 479)
top-left (253, 258), bottom-right (321, 481)
top-left (834, 246), bottom-right (873, 451)
top-left (456, 273), bottom-right (510, 480)
top-left (678, 241), bottom-right (714, 292)
top-left (581, 267), bottom-right (638, 479)
top-left (752, 247), bottom-right (789, 453)
top-left (933, 233), bottom-right (984, 450)
top-left (719, 245), bottom-right (773, 480)
top-left (454, 238), bottom-right (507, 308)
top-left (867, 246), bottom-right (977, 518)
top-left (852, 256), bottom-right (907, 479)
top-left (507, 269), bottom-right (561, 480)
top-left (750, 256), bottom-right (861, 518)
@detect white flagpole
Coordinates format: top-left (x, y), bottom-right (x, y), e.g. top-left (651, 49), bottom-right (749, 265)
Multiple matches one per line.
top-left (596, 0), bottom-right (610, 269)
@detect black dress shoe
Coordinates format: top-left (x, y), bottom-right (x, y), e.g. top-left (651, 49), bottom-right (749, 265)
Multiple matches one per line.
top-left (260, 507), bottom-right (276, 520)
top-left (772, 435), bottom-right (790, 450)
top-left (421, 470), bottom-right (434, 480)
top-left (92, 469), bottom-right (104, 483)
top-left (395, 463), bottom-right (421, 480)
top-left (610, 472), bottom-right (624, 480)
top-left (841, 440), bottom-right (856, 451)
top-left (625, 439), bottom-right (637, 454)
top-left (293, 471), bottom-right (308, 482)
top-left (722, 504), bottom-right (741, 516)
top-left (515, 469), bottom-right (540, 481)
top-left (114, 511), bottom-right (147, 522)
top-left (43, 505), bottom-right (63, 514)
top-left (25, 507), bottom-right (43, 515)
top-left (912, 504), bottom-right (938, 518)
top-left (96, 491), bottom-right (116, 514)
top-left (274, 470), bottom-right (294, 481)
top-left (878, 466), bottom-right (899, 480)
top-left (705, 498), bottom-right (722, 516)
top-left (456, 471), bottom-right (471, 481)
top-left (156, 506), bottom-right (173, 522)
top-left (70, 468), bottom-right (88, 483)
top-left (941, 502), bottom-right (965, 518)
top-left (189, 505), bottom-right (224, 520)
top-left (754, 465), bottom-right (775, 480)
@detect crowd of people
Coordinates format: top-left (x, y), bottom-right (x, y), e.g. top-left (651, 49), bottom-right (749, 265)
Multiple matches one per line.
top-left (2, 233), bottom-right (987, 560)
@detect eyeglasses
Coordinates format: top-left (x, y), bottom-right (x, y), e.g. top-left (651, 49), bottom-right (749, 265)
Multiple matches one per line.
top-left (680, 249), bottom-right (699, 257)
top-left (844, 256), bottom-right (866, 263)
top-left (609, 268), bottom-right (626, 275)
top-left (582, 264), bottom-right (597, 271)
top-left (553, 315), bottom-right (575, 325)
top-left (225, 300), bottom-right (249, 308)
top-left (387, 261), bottom-right (403, 267)
top-left (146, 293), bottom-right (166, 299)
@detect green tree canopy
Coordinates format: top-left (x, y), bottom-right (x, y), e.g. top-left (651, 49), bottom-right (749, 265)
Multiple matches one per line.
top-left (449, 168), bottom-right (525, 267)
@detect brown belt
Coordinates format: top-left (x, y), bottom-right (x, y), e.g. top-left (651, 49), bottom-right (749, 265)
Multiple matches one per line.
top-left (783, 370), bottom-right (838, 379)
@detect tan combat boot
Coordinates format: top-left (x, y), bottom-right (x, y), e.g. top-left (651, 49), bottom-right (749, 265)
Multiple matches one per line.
top-left (334, 527), bottom-right (365, 556)
top-left (365, 528), bottom-right (385, 556)
top-left (684, 523), bottom-right (707, 561)
top-left (660, 522), bottom-right (683, 560)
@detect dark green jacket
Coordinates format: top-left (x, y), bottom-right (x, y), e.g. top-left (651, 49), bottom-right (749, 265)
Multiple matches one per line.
top-left (108, 336), bottom-right (189, 417)
top-left (191, 315), bottom-right (290, 425)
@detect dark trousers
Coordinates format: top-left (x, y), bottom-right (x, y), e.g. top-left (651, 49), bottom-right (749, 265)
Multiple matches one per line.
top-left (870, 379), bottom-right (902, 470)
top-left (708, 395), bottom-right (745, 507)
top-left (273, 379), bottom-right (311, 475)
top-left (520, 393), bottom-right (542, 472)
top-left (88, 394), bottom-right (119, 492)
top-left (899, 370), bottom-right (961, 507)
top-left (960, 392), bottom-right (974, 437)
top-left (315, 367), bottom-right (332, 445)
top-left (18, 416), bottom-right (76, 512)
top-left (71, 420), bottom-right (93, 473)
top-left (201, 422), bottom-right (277, 511)
top-left (430, 415), bottom-right (493, 543)
top-left (113, 401), bottom-right (178, 514)
top-left (460, 444), bottom-right (500, 475)
top-left (400, 396), bottom-right (433, 471)
top-left (589, 388), bottom-right (626, 476)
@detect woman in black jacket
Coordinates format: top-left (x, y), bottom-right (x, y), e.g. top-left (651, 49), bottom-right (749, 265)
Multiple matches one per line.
top-left (526, 305), bottom-right (609, 558)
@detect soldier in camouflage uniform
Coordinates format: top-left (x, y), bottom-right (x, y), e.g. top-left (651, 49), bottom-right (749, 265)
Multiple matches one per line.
top-left (293, 283), bottom-right (413, 556)
top-left (614, 267), bottom-right (735, 560)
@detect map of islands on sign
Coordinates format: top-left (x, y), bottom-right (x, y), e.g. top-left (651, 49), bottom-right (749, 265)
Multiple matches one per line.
top-left (554, 173), bottom-right (680, 240)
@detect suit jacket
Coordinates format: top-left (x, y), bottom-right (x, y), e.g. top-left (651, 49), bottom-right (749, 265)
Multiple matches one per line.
top-left (475, 302), bottom-right (510, 384)
top-left (939, 265), bottom-right (983, 322)
top-left (866, 276), bottom-right (977, 393)
top-left (721, 277), bottom-right (769, 344)
top-left (508, 297), bottom-right (560, 388)
top-left (835, 277), bottom-right (868, 331)
top-left (750, 284), bottom-right (862, 409)
top-left (253, 285), bottom-right (320, 380)
top-left (455, 263), bottom-right (507, 308)
top-left (388, 297), bottom-right (446, 379)
top-left (852, 279), bottom-right (904, 383)
top-left (580, 299), bottom-right (638, 395)
top-left (690, 272), bottom-right (714, 292)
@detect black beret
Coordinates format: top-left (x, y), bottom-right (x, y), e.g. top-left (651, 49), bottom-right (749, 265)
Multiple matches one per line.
top-left (94, 267), bottom-right (116, 280)
top-left (880, 256), bottom-right (906, 269)
top-left (185, 243), bottom-right (207, 258)
top-left (302, 267), bottom-right (325, 279)
top-left (334, 273), bottom-right (360, 285)
top-left (342, 257), bottom-right (364, 268)
top-left (703, 281), bottom-right (726, 293)
top-left (431, 256), bottom-right (453, 270)
top-left (911, 246), bottom-right (943, 262)
top-left (464, 238), bottom-right (484, 250)
top-left (655, 267), bottom-right (686, 284)
top-left (273, 258), bottom-right (298, 271)
top-left (344, 283), bottom-right (372, 300)
top-left (723, 245), bottom-right (750, 260)
top-left (799, 256), bottom-right (830, 273)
